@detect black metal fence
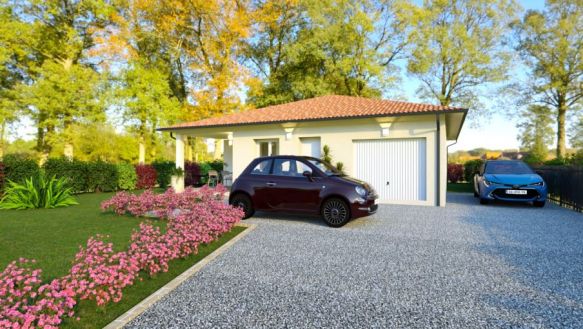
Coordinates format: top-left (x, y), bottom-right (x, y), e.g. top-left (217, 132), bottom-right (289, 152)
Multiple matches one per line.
top-left (533, 166), bottom-right (583, 212)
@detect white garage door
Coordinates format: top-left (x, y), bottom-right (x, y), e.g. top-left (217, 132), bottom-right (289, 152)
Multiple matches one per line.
top-left (354, 138), bottom-right (427, 202)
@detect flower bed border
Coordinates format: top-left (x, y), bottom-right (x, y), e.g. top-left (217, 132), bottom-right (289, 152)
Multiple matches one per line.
top-left (103, 223), bottom-right (256, 329)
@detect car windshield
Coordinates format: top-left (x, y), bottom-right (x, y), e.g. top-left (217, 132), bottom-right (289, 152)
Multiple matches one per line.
top-left (485, 161), bottom-right (534, 174)
top-left (307, 159), bottom-right (343, 176)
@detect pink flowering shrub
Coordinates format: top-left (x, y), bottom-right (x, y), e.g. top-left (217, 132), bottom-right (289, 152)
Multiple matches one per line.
top-left (0, 259), bottom-right (76, 329)
top-left (0, 186), bottom-right (242, 328)
top-left (66, 236), bottom-right (140, 306)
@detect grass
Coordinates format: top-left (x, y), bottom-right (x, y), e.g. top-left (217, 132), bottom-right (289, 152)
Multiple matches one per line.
top-left (447, 182), bottom-right (474, 193)
top-left (0, 190), bottom-right (246, 328)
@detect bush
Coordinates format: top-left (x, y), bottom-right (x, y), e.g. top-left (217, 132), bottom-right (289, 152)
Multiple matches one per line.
top-left (152, 160), bottom-right (175, 188)
top-left (2, 154), bottom-right (39, 185)
top-left (463, 159), bottom-right (484, 182)
top-left (447, 163), bottom-right (464, 183)
top-left (184, 161), bottom-right (201, 186)
top-left (543, 157), bottom-right (567, 166)
top-left (43, 157), bottom-right (89, 193)
top-left (87, 161), bottom-right (118, 192)
top-left (0, 173), bottom-right (78, 209)
top-left (135, 164), bottom-right (157, 189)
top-left (206, 159), bottom-right (224, 172)
top-left (116, 163), bottom-right (137, 190)
top-left (0, 162), bottom-right (5, 191)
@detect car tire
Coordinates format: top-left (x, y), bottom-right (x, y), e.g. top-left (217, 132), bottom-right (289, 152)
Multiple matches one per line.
top-left (533, 200), bottom-right (546, 208)
top-left (230, 194), bottom-right (254, 219)
top-left (479, 198), bottom-right (489, 205)
top-left (321, 198), bottom-right (351, 227)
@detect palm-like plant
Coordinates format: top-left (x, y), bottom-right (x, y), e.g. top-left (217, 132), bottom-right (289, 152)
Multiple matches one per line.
top-left (0, 174), bottom-right (78, 210)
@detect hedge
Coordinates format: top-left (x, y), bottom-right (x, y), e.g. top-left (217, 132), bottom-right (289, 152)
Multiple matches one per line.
top-left (463, 159), bottom-right (484, 182)
top-left (43, 158), bottom-right (89, 193)
top-left (184, 161), bottom-right (201, 186)
top-left (2, 154), bottom-right (40, 185)
top-left (116, 163), bottom-right (137, 190)
top-left (447, 163), bottom-right (463, 183)
top-left (0, 162), bottom-right (5, 191)
top-left (87, 161), bottom-right (118, 192)
top-left (152, 160), bottom-right (175, 188)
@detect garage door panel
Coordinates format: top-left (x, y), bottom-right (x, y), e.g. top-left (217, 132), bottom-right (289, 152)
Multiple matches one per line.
top-left (354, 139), bottom-right (426, 202)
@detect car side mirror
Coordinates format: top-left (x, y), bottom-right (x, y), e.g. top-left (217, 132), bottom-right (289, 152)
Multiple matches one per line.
top-left (303, 170), bottom-right (314, 181)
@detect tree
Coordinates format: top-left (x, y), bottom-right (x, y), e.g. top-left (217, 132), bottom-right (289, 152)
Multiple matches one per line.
top-left (514, 0), bottom-right (583, 159)
top-left (8, 0), bottom-right (113, 160)
top-left (571, 115), bottom-right (583, 151)
top-left (246, 0), bottom-right (408, 107)
top-left (517, 105), bottom-right (554, 163)
top-left (116, 63), bottom-right (179, 163)
top-left (0, 1), bottom-right (32, 159)
top-left (401, 0), bottom-right (517, 108)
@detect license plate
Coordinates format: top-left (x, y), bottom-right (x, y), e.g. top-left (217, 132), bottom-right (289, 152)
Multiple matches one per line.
top-left (506, 189), bottom-right (527, 195)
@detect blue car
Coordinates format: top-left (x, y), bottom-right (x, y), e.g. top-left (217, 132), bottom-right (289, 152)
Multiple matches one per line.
top-left (473, 160), bottom-right (547, 207)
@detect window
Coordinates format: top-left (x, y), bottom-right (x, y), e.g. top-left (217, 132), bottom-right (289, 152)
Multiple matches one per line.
top-left (250, 159), bottom-right (272, 175)
top-left (307, 158), bottom-right (342, 176)
top-left (258, 140), bottom-right (278, 156)
top-left (485, 161), bottom-right (533, 174)
top-left (272, 159), bottom-right (311, 177)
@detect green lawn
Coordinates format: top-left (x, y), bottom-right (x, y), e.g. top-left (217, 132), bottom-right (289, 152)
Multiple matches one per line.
top-left (447, 182), bottom-right (474, 193)
top-left (0, 191), bottom-right (246, 328)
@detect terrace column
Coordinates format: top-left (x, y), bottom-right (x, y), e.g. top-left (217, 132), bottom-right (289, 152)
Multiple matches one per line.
top-left (172, 133), bottom-right (185, 193)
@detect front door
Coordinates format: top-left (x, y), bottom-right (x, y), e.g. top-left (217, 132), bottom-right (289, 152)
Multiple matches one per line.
top-left (301, 137), bottom-right (321, 158)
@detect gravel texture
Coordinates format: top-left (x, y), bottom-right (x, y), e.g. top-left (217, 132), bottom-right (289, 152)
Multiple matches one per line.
top-left (127, 194), bottom-right (583, 329)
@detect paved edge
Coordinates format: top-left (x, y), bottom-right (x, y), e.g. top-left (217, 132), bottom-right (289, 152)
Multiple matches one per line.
top-left (103, 223), bottom-right (257, 329)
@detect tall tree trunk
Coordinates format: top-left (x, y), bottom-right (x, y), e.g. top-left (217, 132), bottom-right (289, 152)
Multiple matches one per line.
top-left (138, 134), bottom-right (146, 164)
top-left (63, 118), bottom-right (74, 159)
top-left (556, 104), bottom-right (567, 159)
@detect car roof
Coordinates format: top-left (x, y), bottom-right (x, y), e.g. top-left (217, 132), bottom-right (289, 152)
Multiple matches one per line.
top-left (254, 155), bottom-right (321, 161)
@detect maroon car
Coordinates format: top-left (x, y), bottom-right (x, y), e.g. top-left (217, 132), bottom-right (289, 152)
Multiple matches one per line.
top-left (228, 155), bottom-right (378, 227)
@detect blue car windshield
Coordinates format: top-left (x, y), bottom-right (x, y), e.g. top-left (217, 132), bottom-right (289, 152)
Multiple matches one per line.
top-left (485, 162), bottom-right (534, 174)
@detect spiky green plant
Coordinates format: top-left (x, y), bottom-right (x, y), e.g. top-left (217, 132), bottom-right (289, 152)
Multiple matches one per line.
top-left (0, 174), bottom-right (78, 210)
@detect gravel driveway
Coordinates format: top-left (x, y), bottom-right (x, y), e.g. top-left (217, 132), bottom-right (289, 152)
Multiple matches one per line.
top-left (127, 193), bottom-right (583, 328)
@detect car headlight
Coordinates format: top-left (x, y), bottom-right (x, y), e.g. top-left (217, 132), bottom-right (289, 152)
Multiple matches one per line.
top-left (484, 180), bottom-right (500, 187)
top-left (530, 181), bottom-right (544, 186)
top-left (355, 186), bottom-right (367, 197)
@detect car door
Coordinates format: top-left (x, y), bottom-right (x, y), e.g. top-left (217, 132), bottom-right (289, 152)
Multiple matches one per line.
top-left (269, 158), bottom-right (322, 212)
top-left (246, 158), bottom-right (275, 210)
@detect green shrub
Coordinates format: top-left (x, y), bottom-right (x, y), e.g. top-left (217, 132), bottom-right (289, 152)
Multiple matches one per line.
top-left (2, 154), bottom-right (39, 185)
top-left (463, 159), bottom-right (484, 182)
top-left (87, 161), bottom-right (118, 192)
top-left (198, 162), bottom-right (213, 184)
top-left (0, 173), bottom-right (78, 209)
top-left (116, 163), bottom-right (137, 190)
top-left (206, 159), bottom-right (224, 172)
top-left (43, 157), bottom-right (89, 193)
top-left (152, 160), bottom-right (175, 188)
top-left (543, 157), bottom-right (567, 166)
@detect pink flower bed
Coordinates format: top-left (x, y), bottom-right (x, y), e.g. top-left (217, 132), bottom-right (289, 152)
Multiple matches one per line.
top-left (0, 185), bottom-right (242, 328)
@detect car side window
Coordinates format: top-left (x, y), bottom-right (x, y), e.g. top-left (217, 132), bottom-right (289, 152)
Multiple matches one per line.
top-left (273, 159), bottom-right (306, 177)
top-left (250, 159), bottom-right (272, 175)
top-left (296, 161), bottom-right (312, 175)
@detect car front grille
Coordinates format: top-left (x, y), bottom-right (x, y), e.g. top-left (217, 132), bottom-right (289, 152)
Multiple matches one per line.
top-left (492, 188), bottom-right (540, 200)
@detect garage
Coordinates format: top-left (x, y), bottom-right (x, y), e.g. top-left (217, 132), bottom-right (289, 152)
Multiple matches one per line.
top-left (354, 138), bottom-right (427, 204)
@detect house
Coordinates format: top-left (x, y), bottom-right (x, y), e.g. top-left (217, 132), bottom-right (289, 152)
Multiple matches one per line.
top-left (160, 95), bottom-right (467, 207)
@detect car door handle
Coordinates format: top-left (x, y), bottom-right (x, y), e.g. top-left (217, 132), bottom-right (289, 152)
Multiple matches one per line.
top-left (266, 182), bottom-right (277, 187)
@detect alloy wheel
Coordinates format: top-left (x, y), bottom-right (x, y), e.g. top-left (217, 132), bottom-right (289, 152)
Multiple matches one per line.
top-left (323, 199), bottom-right (349, 226)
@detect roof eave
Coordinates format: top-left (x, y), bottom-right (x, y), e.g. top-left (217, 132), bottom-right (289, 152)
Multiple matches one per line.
top-left (158, 109), bottom-right (468, 132)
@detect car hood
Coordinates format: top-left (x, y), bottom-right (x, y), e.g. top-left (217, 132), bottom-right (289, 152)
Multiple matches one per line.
top-left (484, 173), bottom-right (543, 185)
top-left (331, 175), bottom-right (372, 189)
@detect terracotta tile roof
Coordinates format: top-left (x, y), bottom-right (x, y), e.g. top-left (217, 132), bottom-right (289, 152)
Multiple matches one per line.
top-left (160, 95), bottom-right (466, 130)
